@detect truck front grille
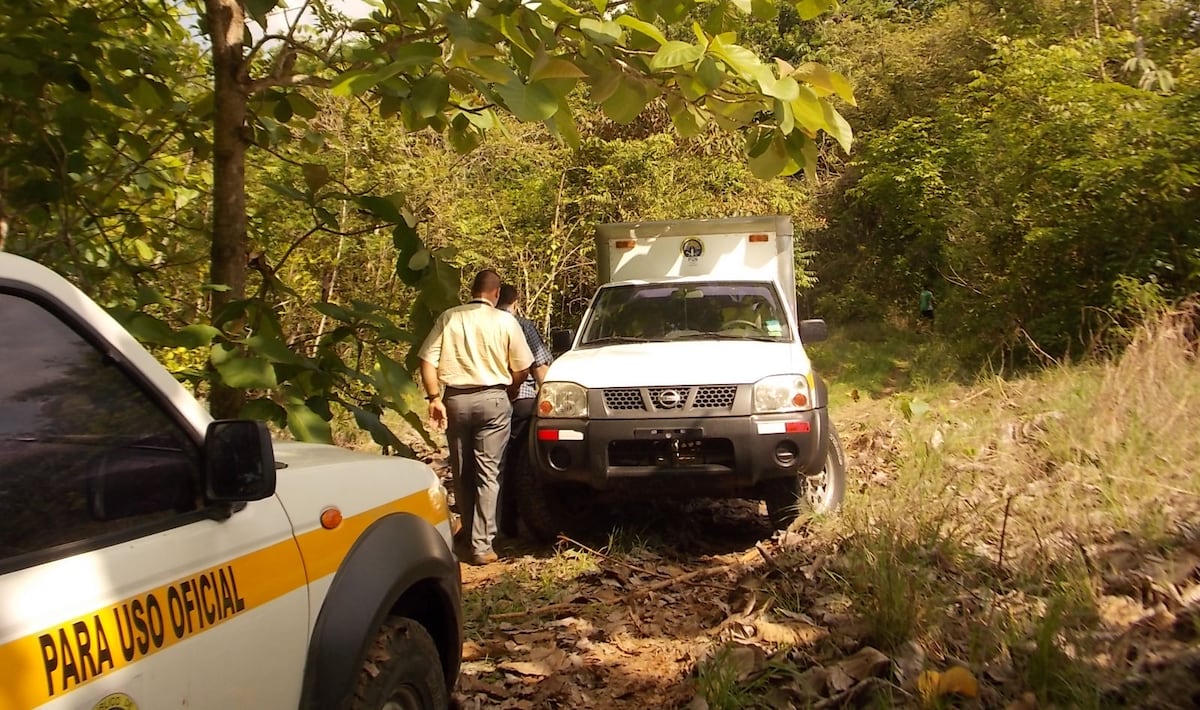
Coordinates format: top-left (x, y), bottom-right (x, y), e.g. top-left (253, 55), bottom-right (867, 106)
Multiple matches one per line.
top-left (602, 386), bottom-right (738, 413)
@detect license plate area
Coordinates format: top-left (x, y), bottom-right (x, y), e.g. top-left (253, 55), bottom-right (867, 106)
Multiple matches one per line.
top-left (633, 427), bottom-right (704, 440)
top-left (609, 435), bottom-right (733, 468)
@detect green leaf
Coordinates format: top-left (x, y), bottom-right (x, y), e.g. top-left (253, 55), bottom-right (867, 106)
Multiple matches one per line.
top-left (793, 0), bottom-right (836, 20)
top-left (286, 401), bottom-right (332, 443)
top-left (495, 80), bottom-right (559, 122)
top-left (350, 405), bottom-right (405, 451)
top-left (601, 77), bottom-right (651, 124)
top-left (375, 353), bottom-right (417, 405)
top-left (273, 97), bottom-right (294, 123)
top-left (130, 79), bottom-right (164, 111)
top-left (289, 93), bottom-right (319, 118)
top-left (822, 102), bottom-right (853, 152)
top-left (132, 239), bottom-right (155, 262)
top-left (790, 87), bottom-right (826, 132)
top-left (667, 95), bottom-right (707, 137)
top-left (176, 324), bottom-right (221, 348)
top-left (244, 0), bottom-right (279, 23)
top-left (245, 333), bottom-right (305, 365)
top-left (393, 221), bottom-right (425, 285)
top-left (122, 312), bottom-right (176, 345)
top-left (301, 163), bottom-right (331, 193)
top-left (358, 194), bottom-right (406, 223)
top-left (411, 73), bottom-right (450, 118)
top-left (579, 18), bottom-right (623, 44)
top-left (408, 248), bottom-right (432, 271)
top-left (530, 53), bottom-right (588, 81)
top-left (709, 37), bottom-right (762, 80)
top-left (651, 41), bottom-right (707, 71)
top-left (211, 347), bottom-right (278, 389)
top-left (792, 62), bottom-right (856, 105)
top-left (240, 398), bottom-right (287, 427)
top-left (755, 67), bottom-right (800, 101)
top-left (747, 132), bottom-right (788, 179)
top-left (266, 181), bottom-right (308, 201)
top-left (615, 15), bottom-right (668, 46)
top-left (548, 98), bottom-right (581, 148)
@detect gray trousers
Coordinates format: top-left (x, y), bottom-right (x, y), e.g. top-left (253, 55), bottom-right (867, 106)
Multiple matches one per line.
top-left (445, 387), bottom-right (512, 556)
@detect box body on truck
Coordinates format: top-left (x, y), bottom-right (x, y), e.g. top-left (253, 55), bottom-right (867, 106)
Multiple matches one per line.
top-left (519, 216), bottom-right (846, 540)
top-left (0, 253), bottom-right (461, 710)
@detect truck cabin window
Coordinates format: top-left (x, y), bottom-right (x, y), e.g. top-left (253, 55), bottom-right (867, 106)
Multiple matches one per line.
top-left (0, 293), bottom-right (200, 564)
top-left (581, 282), bottom-right (790, 345)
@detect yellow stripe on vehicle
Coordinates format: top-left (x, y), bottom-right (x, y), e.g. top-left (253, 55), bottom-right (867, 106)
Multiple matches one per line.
top-left (294, 489), bottom-right (443, 581)
top-left (0, 489), bottom-right (444, 710)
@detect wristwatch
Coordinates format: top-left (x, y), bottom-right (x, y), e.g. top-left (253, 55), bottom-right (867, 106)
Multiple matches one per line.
top-left (425, 392), bottom-right (440, 401)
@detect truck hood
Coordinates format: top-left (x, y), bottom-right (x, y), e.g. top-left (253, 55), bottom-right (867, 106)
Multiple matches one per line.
top-left (545, 340), bottom-right (812, 388)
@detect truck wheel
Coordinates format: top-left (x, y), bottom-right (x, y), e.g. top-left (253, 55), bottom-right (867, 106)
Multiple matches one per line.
top-left (354, 617), bottom-right (447, 710)
top-left (516, 446), bottom-right (584, 543)
top-left (765, 422), bottom-right (847, 529)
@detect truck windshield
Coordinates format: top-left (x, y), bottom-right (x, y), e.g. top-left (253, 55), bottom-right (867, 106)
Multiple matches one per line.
top-left (580, 282), bottom-right (791, 345)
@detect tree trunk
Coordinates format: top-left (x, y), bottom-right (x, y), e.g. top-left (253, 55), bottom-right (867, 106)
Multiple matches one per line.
top-left (205, 0), bottom-right (249, 418)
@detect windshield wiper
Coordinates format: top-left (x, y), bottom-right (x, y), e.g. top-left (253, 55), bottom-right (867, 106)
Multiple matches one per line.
top-left (671, 331), bottom-right (782, 342)
top-left (583, 336), bottom-right (656, 346)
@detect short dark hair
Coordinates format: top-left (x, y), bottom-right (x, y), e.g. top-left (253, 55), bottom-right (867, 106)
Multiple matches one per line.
top-left (470, 269), bottom-right (501, 297)
top-left (497, 284), bottom-right (518, 308)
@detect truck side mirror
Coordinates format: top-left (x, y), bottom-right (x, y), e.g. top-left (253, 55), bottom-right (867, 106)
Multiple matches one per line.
top-left (550, 328), bottom-right (574, 355)
top-left (205, 420), bottom-right (276, 502)
top-left (799, 319), bottom-right (828, 343)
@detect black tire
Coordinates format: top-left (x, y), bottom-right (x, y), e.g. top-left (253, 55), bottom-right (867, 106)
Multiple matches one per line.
top-left (353, 617), bottom-right (448, 710)
top-left (515, 445), bottom-right (585, 543)
top-left (764, 420), bottom-right (847, 529)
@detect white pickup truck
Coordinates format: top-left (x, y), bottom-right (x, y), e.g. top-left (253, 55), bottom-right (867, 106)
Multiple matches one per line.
top-left (0, 254), bottom-right (461, 709)
top-left (519, 216), bottom-right (846, 540)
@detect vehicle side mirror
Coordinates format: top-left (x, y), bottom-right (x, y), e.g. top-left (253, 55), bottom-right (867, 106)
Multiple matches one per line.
top-left (550, 329), bottom-right (574, 355)
top-left (799, 319), bottom-right (828, 343)
top-left (205, 420), bottom-right (276, 502)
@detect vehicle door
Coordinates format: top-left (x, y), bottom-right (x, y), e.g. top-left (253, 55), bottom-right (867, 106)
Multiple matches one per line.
top-left (0, 288), bottom-right (308, 709)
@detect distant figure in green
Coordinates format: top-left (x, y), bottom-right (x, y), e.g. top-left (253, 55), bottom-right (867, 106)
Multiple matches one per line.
top-left (919, 287), bottom-right (934, 322)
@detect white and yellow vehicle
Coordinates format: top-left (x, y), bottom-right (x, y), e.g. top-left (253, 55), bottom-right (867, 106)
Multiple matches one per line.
top-left (0, 254), bottom-right (461, 710)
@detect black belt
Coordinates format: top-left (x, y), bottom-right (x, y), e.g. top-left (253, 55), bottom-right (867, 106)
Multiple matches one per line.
top-left (445, 384), bottom-right (506, 395)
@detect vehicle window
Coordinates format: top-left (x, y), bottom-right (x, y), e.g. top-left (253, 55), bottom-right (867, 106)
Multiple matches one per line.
top-left (0, 293), bottom-right (200, 562)
top-left (581, 282), bottom-right (791, 344)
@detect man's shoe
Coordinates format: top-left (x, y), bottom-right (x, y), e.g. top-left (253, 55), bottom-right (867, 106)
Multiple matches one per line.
top-left (467, 550), bottom-right (499, 566)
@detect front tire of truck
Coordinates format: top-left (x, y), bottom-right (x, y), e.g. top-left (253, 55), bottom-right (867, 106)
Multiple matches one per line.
top-left (765, 421), bottom-right (847, 529)
top-left (516, 446), bottom-right (589, 543)
top-left (353, 616), bottom-right (448, 710)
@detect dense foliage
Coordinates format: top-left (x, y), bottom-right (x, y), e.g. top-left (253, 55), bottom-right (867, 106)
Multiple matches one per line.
top-left (1, 0), bottom-right (1196, 444)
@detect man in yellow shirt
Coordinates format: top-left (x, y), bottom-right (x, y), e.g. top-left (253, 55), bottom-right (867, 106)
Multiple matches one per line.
top-left (419, 270), bottom-right (533, 565)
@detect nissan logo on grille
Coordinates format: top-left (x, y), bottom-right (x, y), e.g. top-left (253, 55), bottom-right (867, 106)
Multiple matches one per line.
top-left (657, 389), bottom-right (683, 408)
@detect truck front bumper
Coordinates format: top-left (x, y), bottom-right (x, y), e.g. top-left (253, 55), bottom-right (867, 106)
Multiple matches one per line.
top-left (531, 408), bottom-right (830, 492)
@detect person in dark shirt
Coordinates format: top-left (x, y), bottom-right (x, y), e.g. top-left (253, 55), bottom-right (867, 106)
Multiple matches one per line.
top-left (496, 284), bottom-right (553, 537)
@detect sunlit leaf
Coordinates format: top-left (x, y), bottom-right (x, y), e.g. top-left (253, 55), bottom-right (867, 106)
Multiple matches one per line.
top-left (211, 348), bottom-right (278, 389)
top-left (651, 41), bottom-right (706, 70)
top-left (615, 14), bottom-right (668, 45)
top-left (286, 400), bottom-right (332, 443)
top-left (495, 80), bottom-right (559, 122)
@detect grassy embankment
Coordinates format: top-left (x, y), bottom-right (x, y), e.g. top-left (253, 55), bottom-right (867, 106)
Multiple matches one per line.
top-left (460, 310), bottom-right (1200, 707)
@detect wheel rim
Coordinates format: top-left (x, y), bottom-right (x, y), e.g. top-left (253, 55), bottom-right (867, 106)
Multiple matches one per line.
top-left (804, 461), bottom-right (833, 511)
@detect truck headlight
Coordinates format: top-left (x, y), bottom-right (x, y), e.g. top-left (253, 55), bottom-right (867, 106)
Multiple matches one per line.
top-left (753, 374), bottom-right (814, 413)
top-left (538, 382), bottom-right (588, 418)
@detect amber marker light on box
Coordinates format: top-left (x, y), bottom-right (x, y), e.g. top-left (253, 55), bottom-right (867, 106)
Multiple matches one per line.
top-left (748, 233), bottom-right (770, 242)
top-left (319, 506), bottom-right (343, 530)
top-left (614, 239), bottom-right (636, 249)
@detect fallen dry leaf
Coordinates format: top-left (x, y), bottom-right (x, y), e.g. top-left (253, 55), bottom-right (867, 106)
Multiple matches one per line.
top-left (838, 646), bottom-right (890, 680)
